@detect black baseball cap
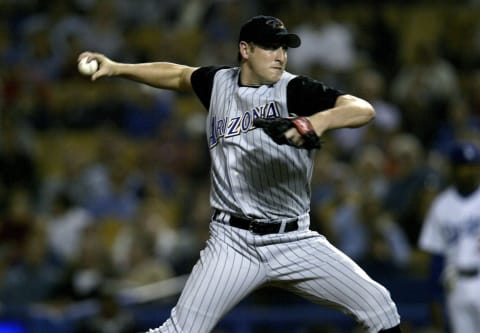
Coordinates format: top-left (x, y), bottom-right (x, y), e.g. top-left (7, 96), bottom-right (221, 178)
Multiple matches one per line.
top-left (238, 15), bottom-right (301, 48)
top-left (449, 141), bottom-right (480, 165)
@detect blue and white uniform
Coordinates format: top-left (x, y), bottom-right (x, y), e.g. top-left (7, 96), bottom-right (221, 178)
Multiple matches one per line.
top-left (419, 157), bottom-right (480, 333)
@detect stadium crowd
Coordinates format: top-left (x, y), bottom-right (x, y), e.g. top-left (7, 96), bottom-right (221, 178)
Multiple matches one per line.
top-left (1, 0), bottom-right (480, 332)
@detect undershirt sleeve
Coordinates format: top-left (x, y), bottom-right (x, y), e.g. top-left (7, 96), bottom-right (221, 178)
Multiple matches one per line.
top-left (286, 76), bottom-right (346, 116)
top-left (190, 66), bottom-right (230, 111)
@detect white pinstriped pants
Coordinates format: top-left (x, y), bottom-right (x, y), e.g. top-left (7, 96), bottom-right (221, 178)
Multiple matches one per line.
top-left (153, 217), bottom-right (400, 333)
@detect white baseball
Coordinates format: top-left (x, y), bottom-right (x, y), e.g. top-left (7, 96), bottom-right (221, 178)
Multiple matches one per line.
top-left (78, 58), bottom-right (98, 76)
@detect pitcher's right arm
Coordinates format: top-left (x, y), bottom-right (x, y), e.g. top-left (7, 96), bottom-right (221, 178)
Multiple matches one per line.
top-left (78, 52), bottom-right (198, 92)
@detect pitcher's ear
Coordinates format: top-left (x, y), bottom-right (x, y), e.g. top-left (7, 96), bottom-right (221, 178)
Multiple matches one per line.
top-left (239, 41), bottom-right (250, 60)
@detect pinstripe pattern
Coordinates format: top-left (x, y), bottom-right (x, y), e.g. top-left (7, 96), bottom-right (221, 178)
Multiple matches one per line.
top-left (207, 67), bottom-right (313, 220)
top-left (151, 220), bottom-right (400, 333)
top-left (147, 67), bottom-right (401, 333)
top-left (259, 233), bottom-right (400, 332)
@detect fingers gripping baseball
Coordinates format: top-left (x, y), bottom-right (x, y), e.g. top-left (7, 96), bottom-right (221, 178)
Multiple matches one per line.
top-left (77, 52), bottom-right (115, 81)
top-left (253, 117), bottom-right (322, 150)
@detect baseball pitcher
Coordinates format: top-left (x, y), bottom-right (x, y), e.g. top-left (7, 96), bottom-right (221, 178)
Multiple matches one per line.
top-left (78, 15), bottom-right (403, 333)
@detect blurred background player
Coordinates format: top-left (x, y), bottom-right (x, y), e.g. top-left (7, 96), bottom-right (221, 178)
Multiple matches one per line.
top-left (418, 141), bottom-right (480, 333)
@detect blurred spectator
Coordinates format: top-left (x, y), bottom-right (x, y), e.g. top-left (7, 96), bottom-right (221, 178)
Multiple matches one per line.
top-left (391, 41), bottom-right (460, 147)
top-left (349, 4), bottom-right (400, 80)
top-left (352, 144), bottom-right (390, 202)
top-left (310, 150), bottom-right (337, 206)
top-left (85, 158), bottom-right (141, 222)
top-left (176, 178), bottom-right (214, 272)
top-left (74, 287), bottom-right (135, 333)
top-left (36, 142), bottom-right (88, 214)
top-left (13, 17), bottom-right (59, 130)
top-left (82, 0), bottom-right (125, 58)
top-left (433, 97), bottom-right (480, 154)
top-left (0, 24), bottom-right (19, 67)
top-left (466, 68), bottom-right (480, 119)
top-left (383, 133), bottom-right (440, 246)
top-left (0, 187), bottom-right (37, 263)
top-left (355, 68), bottom-right (401, 135)
top-left (0, 214), bottom-right (60, 311)
top-left (358, 196), bottom-right (412, 277)
top-left (42, 1), bottom-right (91, 60)
top-left (202, 0), bottom-right (255, 45)
top-left (18, 16), bottom-right (62, 81)
top-left (313, 161), bottom-right (368, 260)
top-left (115, 0), bottom-right (180, 27)
top-left (45, 191), bottom-right (94, 264)
top-left (69, 130), bottom-right (143, 221)
top-left (120, 86), bottom-right (174, 139)
top-left (53, 224), bottom-right (116, 303)
top-left (0, 127), bottom-right (39, 204)
top-left (112, 181), bottom-right (185, 276)
top-left (332, 68), bottom-right (401, 157)
top-left (313, 150), bottom-right (412, 275)
top-left (288, 5), bottom-right (358, 78)
top-left (112, 225), bottom-right (174, 288)
top-left (442, 7), bottom-right (480, 71)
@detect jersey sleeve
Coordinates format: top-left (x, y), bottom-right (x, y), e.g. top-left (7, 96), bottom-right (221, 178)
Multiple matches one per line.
top-left (286, 76), bottom-right (345, 116)
top-left (418, 201), bottom-right (446, 255)
top-left (190, 66), bottom-right (230, 111)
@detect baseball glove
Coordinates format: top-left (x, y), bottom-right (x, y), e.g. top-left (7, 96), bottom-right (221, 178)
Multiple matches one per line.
top-left (253, 116), bottom-right (322, 150)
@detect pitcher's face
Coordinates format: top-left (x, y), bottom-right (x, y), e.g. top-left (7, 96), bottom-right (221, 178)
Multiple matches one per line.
top-left (240, 42), bottom-right (288, 86)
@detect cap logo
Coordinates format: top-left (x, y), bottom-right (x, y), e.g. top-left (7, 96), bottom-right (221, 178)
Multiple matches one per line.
top-left (265, 18), bottom-right (285, 30)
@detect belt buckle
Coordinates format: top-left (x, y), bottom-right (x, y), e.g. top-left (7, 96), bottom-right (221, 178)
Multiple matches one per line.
top-left (248, 220), bottom-right (256, 233)
top-left (248, 220), bottom-right (261, 234)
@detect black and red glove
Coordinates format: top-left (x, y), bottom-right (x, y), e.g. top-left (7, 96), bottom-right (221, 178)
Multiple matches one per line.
top-left (253, 117), bottom-right (322, 150)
